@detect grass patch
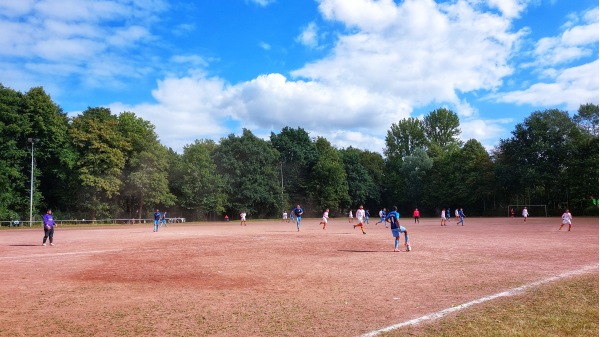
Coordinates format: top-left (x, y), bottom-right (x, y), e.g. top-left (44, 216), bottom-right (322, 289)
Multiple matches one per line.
top-left (383, 272), bottom-right (598, 337)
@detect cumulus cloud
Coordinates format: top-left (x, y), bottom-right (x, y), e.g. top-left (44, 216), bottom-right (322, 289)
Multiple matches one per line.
top-left (109, 74), bottom-right (231, 151)
top-left (497, 60), bottom-right (599, 110)
top-left (0, 0), bottom-right (168, 92)
top-left (3, 0), bottom-right (597, 155)
top-left (533, 7), bottom-right (598, 67)
top-left (296, 22), bottom-right (319, 48)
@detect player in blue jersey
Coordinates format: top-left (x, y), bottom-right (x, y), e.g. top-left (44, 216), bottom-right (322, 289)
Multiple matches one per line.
top-left (153, 209), bottom-right (161, 232)
top-left (386, 206), bottom-right (410, 252)
top-left (293, 204), bottom-right (303, 232)
top-left (457, 208), bottom-right (465, 226)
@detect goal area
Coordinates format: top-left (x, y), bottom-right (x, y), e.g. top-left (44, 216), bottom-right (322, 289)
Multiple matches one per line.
top-left (508, 205), bottom-right (548, 217)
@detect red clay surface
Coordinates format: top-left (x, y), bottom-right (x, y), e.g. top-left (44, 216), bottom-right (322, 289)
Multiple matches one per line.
top-left (0, 216), bottom-right (597, 337)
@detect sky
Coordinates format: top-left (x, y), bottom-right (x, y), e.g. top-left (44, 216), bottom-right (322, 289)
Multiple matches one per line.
top-left (1, 0), bottom-right (598, 154)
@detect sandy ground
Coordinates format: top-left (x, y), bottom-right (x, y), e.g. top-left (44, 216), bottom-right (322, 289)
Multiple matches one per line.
top-left (0, 216), bottom-right (597, 337)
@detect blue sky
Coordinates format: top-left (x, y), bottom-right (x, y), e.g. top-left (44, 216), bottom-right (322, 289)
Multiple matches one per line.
top-left (1, 0), bottom-right (598, 154)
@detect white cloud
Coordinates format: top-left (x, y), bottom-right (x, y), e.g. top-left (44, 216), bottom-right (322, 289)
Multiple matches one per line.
top-left (533, 8), bottom-right (598, 67)
top-left (258, 41), bottom-right (271, 50)
top-left (247, 0), bottom-right (276, 7)
top-left (460, 118), bottom-right (513, 148)
top-left (109, 74), bottom-right (231, 151)
top-left (0, 0), bottom-right (167, 92)
top-left (297, 0), bottom-right (522, 111)
top-left (497, 60), bottom-right (599, 110)
top-left (296, 22), bottom-right (319, 48)
top-left (485, 0), bottom-right (529, 18)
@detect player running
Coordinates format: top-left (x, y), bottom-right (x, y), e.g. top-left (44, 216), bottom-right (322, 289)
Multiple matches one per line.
top-left (386, 206), bottom-right (410, 252)
top-left (319, 208), bottom-right (329, 230)
top-left (559, 209), bottom-right (573, 231)
top-left (353, 205), bottom-right (366, 234)
top-left (293, 204), bottom-right (303, 232)
top-left (375, 208), bottom-right (387, 227)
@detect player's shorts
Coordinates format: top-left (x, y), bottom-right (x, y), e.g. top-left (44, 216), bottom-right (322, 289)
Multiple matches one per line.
top-left (322, 217), bottom-right (328, 223)
top-left (283, 215), bottom-right (287, 219)
top-left (154, 220), bottom-right (159, 225)
top-left (391, 228), bottom-right (399, 237)
top-left (562, 219), bottom-right (571, 225)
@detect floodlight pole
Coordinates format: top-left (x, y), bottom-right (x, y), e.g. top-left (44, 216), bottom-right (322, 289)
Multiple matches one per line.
top-left (28, 138), bottom-right (35, 227)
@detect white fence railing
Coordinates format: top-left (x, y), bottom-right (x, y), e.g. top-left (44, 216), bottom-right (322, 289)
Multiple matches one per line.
top-left (0, 218), bottom-right (186, 227)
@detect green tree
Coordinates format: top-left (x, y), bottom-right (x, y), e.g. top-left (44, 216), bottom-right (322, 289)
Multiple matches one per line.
top-left (384, 117), bottom-right (427, 160)
top-left (452, 139), bottom-right (495, 213)
top-left (0, 85), bottom-right (29, 220)
top-left (70, 107), bottom-right (130, 219)
top-left (117, 111), bottom-right (175, 220)
top-left (178, 139), bottom-right (227, 220)
top-left (496, 109), bottom-right (579, 211)
top-left (214, 129), bottom-right (281, 217)
top-left (569, 104), bottom-right (599, 213)
top-left (310, 137), bottom-right (349, 213)
top-left (270, 127), bottom-right (318, 206)
top-left (423, 108), bottom-right (462, 156)
top-left (339, 147), bottom-right (379, 208)
top-left (400, 148), bottom-right (433, 209)
top-left (21, 87), bottom-right (78, 214)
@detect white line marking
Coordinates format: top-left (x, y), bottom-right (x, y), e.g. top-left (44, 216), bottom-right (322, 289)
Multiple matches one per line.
top-left (360, 264), bottom-right (599, 337)
top-left (0, 249), bottom-right (123, 261)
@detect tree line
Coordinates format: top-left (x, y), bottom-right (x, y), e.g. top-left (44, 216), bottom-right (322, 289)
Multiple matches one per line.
top-left (0, 84), bottom-right (597, 222)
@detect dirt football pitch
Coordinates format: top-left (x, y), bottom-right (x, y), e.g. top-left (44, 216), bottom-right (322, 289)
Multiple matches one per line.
top-left (0, 216), bottom-right (597, 337)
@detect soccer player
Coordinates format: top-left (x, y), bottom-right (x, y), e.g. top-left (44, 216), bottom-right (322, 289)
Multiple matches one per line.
top-left (293, 204), bottom-right (303, 231)
top-left (161, 211), bottom-right (168, 227)
top-left (42, 209), bottom-right (57, 246)
top-left (240, 211), bottom-right (247, 226)
top-left (440, 209), bottom-right (447, 226)
top-left (522, 207), bottom-right (529, 222)
top-left (413, 208), bottom-right (420, 223)
top-left (376, 208), bottom-right (387, 227)
top-left (282, 210), bottom-right (288, 222)
top-left (153, 209), bottom-right (161, 232)
top-left (353, 205), bottom-right (366, 234)
top-left (348, 209), bottom-right (353, 223)
top-left (559, 209), bottom-right (573, 231)
top-left (457, 208), bottom-right (465, 225)
top-left (319, 208), bottom-right (329, 230)
top-left (386, 206), bottom-right (410, 252)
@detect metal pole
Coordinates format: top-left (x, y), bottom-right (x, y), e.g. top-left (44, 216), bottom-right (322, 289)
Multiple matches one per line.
top-left (28, 138), bottom-right (34, 227)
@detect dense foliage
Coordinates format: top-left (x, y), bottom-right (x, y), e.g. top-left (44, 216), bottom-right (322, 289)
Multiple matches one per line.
top-left (0, 84), bottom-right (597, 222)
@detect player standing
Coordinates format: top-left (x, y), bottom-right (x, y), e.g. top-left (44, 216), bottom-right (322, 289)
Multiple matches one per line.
top-left (348, 209), bottom-right (353, 223)
top-left (319, 208), bottom-right (329, 230)
top-left (153, 209), bottom-right (161, 232)
top-left (440, 209), bottom-right (447, 226)
top-left (282, 210), bottom-right (288, 222)
top-left (559, 209), bottom-right (573, 231)
top-left (413, 208), bottom-right (420, 223)
top-left (386, 206), bottom-right (410, 252)
top-left (353, 205), bottom-right (366, 234)
top-left (293, 204), bottom-right (303, 232)
top-left (42, 209), bottom-right (57, 246)
top-left (522, 207), bottom-right (529, 222)
top-left (161, 211), bottom-right (168, 227)
top-left (240, 211), bottom-right (247, 226)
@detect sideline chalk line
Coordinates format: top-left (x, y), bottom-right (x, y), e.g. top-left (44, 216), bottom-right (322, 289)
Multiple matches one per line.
top-left (360, 264), bottom-right (599, 337)
top-left (0, 249), bottom-right (123, 261)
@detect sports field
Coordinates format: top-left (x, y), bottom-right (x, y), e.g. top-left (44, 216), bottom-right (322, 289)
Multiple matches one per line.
top-left (0, 216), bottom-right (597, 336)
